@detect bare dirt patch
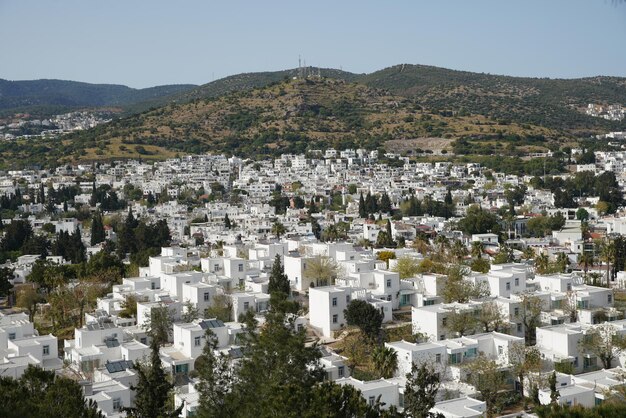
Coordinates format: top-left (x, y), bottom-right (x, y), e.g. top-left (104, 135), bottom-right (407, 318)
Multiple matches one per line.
top-left (385, 137), bottom-right (454, 154)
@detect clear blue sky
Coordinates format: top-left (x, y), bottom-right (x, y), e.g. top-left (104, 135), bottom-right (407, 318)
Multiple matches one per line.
top-left (1, 0), bottom-right (625, 88)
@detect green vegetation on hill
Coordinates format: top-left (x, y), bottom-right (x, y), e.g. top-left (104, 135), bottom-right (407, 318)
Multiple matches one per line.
top-left (3, 63), bottom-right (626, 168)
top-left (358, 64), bottom-right (626, 132)
top-left (0, 79), bottom-right (197, 118)
top-left (33, 77), bottom-right (560, 167)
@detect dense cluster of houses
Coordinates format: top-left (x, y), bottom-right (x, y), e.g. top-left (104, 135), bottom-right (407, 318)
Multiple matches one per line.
top-left (3, 148), bottom-right (626, 416)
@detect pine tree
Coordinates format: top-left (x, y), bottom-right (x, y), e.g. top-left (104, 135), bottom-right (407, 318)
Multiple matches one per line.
top-left (404, 363), bottom-right (444, 418)
top-left (126, 340), bottom-right (182, 418)
top-left (224, 214), bottom-right (231, 229)
top-left (268, 254), bottom-right (290, 296)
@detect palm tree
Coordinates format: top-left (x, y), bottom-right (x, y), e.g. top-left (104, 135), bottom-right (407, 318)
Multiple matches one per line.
top-left (471, 241), bottom-right (484, 259)
top-left (522, 246), bottom-right (535, 260)
top-left (578, 252), bottom-right (595, 278)
top-left (600, 240), bottom-right (616, 287)
top-left (535, 253), bottom-right (549, 274)
top-left (371, 346), bottom-right (398, 379)
top-left (555, 252), bottom-right (570, 273)
top-left (271, 220), bottom-right (286, 239)
top-left (451, 240), bottom-right (469, 263)
top-left (412, 237), bottom-right (431, 255)
top-left (303, 255), bottom-right (340, 287)
top-left (434, 235), bottom-right (450, 258)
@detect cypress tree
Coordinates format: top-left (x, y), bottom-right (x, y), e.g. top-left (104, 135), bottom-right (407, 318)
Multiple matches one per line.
top-left (358, 193), bottom-right (366, 218)
top-left (268, 254), bottom-right (290, 296)
top-left (90, 211), bottom-right (106, 246)
top-left (380, 192), bottom-right (392, 213)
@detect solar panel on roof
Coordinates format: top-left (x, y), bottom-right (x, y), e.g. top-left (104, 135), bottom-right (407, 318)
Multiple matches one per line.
top-left (105, 360), bottom-right (133, 373)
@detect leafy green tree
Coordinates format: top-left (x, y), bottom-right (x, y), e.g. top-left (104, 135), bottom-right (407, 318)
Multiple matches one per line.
top-left (576, 208), bottom-right (589, 221)
top-left (142, 304), bottom-right (174, 346)
top-left (463, 355), bottom-right (505, 417)
top-left (182, 300), bottom-right (200, 323)
top-left (125, 340), bottom-right (183, 418)
top-left (16, 285), bottom-right (42, 322)
top-left (579, 323), bottom-right (626, 369)
top-left (0, 267), bottom-right (14, 298)
top-left (509, 344), bottom-right (542, 401)
top-left (493, 244), bottom-right (514, 264)
top-left (205, 294), bottom-right (233, 323)
top-left (305, 381), bottom-right (379, 418)
top-left (0, 219), bottom-right (33, 252)
top-left (393, 256), bottom-right (420, 279)
top-left (519, 293), bottom-right (543, 345)
top-left (403, 363), bottom-right (445, 418)
top-left (457, 205), bottom-right (500, 236)
top-left (0, 365), bottom-right (104, 418)
top-left (344, 300), bottom-right (383, 341)
top-left (442, 265), bottom-right (489, 303)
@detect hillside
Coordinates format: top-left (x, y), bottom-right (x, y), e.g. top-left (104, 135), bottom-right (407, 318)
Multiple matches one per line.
top-left (1, 77), bottom-right (564, 168)
top-left (0, 79), bottom-right (197, 117)
top-left (358, 64), bottom-right (626, 132)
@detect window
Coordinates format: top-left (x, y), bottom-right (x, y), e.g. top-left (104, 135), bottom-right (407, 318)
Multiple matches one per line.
top-left (448, 353), bottom-right (462, 364)
top-left (332, 314), bottom-right (338, 324)
top-left (194, 336), bottom-right (201, 347)
top-left (387, 279), bottom-right (392, 288)
top-left (387, 295), bottom-right (392, 301)
top-left (498, 345), bottom-right (503, 355)
top-left (151, 282), bottom-right (156, 290)
top-left (238, 264), bottom-right (244, 272)
top-left (338, 366), bottom-right (345, 377)
top-left (43, 345), bottom-right (50, 356)
top-left (514, 307), bottom-right (519, 316)
top-left (368, 396), bottom-right (375, 406)
top-left (204, 292), bottom-right (210, 301)
top-left (442, 318), bottom-right (447, 326)
top-left (435, 354), bottom-right (441, 363)
top-left (567, 283), bottom-right (572, 291)
top-left (515, 278), bottom-right (519, 286)
top-left (332, 297), bottom-right (337, 307)
top-left (608, 294), bottom-right (613, 303)
top-left (8, 332), bottom-right (15, 340)
top-left (517, 323), bottom-right (522, 332)
top-left (346, 295), bottom-right (351, 303)
top-left (113, 398), bottom-right (121, 411)
top-left (214, 264), bottom-right (219, 271)
top-left (243, 302), bottom-right (250, 311)
top-left (506, 282), bottom-right (511, 291)
top-left (440, 335), bottom-right (445, 341)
